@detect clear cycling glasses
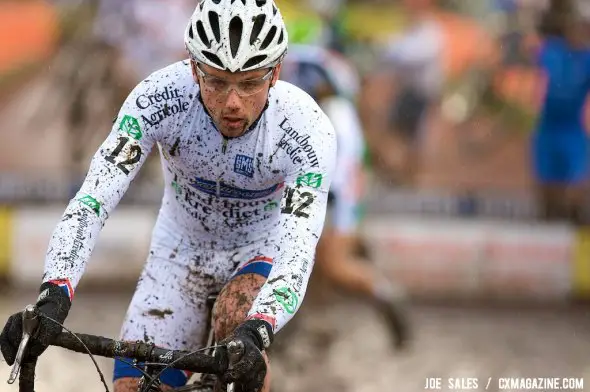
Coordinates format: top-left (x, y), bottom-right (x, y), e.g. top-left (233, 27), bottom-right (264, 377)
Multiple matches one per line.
top-left (195, 63), bottom-right (274, 97)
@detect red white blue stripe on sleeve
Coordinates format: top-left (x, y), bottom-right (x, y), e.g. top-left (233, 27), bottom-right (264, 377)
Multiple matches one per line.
top-left (233, 256), bottom-right (273, 279)
top-left (48, 279), bottom-right (74, 302)
top-left (247, 312), bottom-right (277, 331)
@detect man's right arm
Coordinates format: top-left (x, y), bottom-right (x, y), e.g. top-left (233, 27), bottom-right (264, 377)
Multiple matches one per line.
top-left (42, 79), bottom-right (158, 299)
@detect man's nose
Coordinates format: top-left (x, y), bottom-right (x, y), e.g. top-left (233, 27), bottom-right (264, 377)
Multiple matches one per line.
top-left (223, 88), bottom-right (243, 110)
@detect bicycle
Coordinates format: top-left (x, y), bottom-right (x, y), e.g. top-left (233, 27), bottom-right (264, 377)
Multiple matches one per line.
top-left (4, 293), bottom-right (248, 392)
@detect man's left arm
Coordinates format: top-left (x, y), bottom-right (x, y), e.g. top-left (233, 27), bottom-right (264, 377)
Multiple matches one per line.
top-left (247, 114), bottom-right (337, 334)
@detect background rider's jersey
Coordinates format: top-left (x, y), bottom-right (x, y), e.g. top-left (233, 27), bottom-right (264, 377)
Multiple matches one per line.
top-left (281, 44), bottom-right (361, 100)
top-left (321, 96), bottom-right (365, 233)
top-left (281, 45), bottom-right (365, 233)
top-left (41, 60), bottom-right (337, 332)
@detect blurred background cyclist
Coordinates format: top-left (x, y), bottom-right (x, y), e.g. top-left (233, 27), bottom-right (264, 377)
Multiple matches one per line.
top-left (280, 43), bottom-right (411, 349)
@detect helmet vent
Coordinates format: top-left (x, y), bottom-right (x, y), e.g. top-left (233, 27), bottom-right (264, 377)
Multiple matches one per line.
top-left (250, 14), bottom-right (266, 45)
top-left (243, 55), bottom-right (268, 70)
top-left (260, 26), bottom-right (276, 50)
top-left (202, 51), bottom-right (224, 68)
top-left (229, 16), bottom-right (243, 58)
top-left (277, 29), bottom-right (284, 44)
top-left (196, 20), bottom-right (211, 48)
top-left (208, 11), bottom-right (221, 43)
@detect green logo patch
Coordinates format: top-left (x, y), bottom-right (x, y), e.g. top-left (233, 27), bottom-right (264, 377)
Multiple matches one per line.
top-left (171, 181), bottom-right (182, 195)
top-left (119, 115), bottom-right (143, 140)
top-left (274, 287), bottom-right (298, 314)
top-left (264, 201), bottom-right (278, 211)
top-left (296, 172), bottom-right (323, 188)
top-left (77, 195), bottom-right (102, 216)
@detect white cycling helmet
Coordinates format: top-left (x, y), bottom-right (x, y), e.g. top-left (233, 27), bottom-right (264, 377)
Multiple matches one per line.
top-left (184, 0), bottom-right (289, 72)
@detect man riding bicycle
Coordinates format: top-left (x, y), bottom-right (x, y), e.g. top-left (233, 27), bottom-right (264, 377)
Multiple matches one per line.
top-left (0, 1), bottom-right (337, 391)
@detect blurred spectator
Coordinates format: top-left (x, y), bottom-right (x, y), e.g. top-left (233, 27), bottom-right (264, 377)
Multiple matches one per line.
top-left (378, 0), bottom-right (444, 184)
top-left (93, 0), bottom-right (192, 84)
top-left (529, 0), bottom-right (590, 224)
top-left (307, 0), bottom-right (349, 53)
top-left (67, 0), bottom-right (194, 191)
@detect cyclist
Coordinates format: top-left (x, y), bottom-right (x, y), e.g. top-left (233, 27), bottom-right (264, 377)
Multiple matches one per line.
top-left (0, 1), bottom-right (337, 391)
top-left (280, 44), bottom-right (410, 349)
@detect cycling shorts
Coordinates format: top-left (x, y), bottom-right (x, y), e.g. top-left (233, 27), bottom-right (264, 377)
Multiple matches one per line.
top-left (113, 225), bottom-right (277, 387)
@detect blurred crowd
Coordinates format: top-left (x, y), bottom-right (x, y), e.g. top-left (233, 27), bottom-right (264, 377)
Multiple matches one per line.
top-left (2, 0), bottom-right (590, 225)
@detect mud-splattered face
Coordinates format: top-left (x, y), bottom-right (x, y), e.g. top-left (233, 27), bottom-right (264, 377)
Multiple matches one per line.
top-left (192, 61), bottom-right (282, 138)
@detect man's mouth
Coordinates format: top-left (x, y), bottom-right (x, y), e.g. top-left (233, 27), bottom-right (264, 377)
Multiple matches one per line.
top-left (223, 116), bottom-right (244, 128)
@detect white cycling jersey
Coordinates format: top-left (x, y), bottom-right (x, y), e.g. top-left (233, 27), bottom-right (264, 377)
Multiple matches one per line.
top-left (320, 96), bottom-right (365, 234)
top-left (42, 60), bottom-right (337, 334)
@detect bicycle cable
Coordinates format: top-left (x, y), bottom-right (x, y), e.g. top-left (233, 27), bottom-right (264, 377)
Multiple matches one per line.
top-left (42, 314), bottom-right (163, 392)
top-left (40, 312), bottom-right (223, 392)
top-left (41, 314), bottom-right (111, 392)
top-left (139, 345), bottom-right (224, 392)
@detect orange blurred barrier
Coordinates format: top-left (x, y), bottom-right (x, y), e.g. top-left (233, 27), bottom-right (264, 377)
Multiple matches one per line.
top-left (0, 1), bottom-right (59, 75)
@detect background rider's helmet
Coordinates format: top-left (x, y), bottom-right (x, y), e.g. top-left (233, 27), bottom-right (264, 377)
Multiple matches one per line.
top-left (184, 0), bottom-right (289, 72)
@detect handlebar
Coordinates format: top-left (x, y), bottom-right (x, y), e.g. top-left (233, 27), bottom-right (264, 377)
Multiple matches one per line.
top-left (8, 305), bottom-right (230, 392)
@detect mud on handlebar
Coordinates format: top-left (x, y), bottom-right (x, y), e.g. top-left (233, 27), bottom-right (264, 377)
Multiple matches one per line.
top-left (8, 305), bottom-right (232, 392)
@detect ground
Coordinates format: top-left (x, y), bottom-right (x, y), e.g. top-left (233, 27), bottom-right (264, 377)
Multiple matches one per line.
top-left (0, 291), bottom-right (588, 392)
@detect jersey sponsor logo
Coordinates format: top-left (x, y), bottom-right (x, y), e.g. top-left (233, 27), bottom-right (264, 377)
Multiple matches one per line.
top-left (77, 194), bottom-right (102, 216)
top-left (296, 172), bottom-right (323, 188)
top-left (234, 154), bottom-right (254, 178)
top-left (137, 87), bottom-right (191, 128)
top-left (278, 117), bottom-right (320, 168)
top-left (273, 286), bottom-right (298, 314)
top-left (257, 324), bottom-right (272, 348)
top-left (175, 179), bottom-right (281, 227)
top-left (293, 258), bottom-right (311, 292)
top-left (65, 207), bottom-right (90, 265)
top-left (264, 201), bottom-right (279, 211)
top-left (48, 279), bottom-right (74, 301)
top-left (119, 115), bottom-right (142, 140)
top-left (189, 176), bottom-right (281, 200)
top-left (135, 86), bottom-right (183, 109)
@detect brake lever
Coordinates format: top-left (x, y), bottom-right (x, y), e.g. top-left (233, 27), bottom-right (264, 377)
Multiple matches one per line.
top-left (226, 340), bottom-right (244, 392)
top-left (7, 305), bottom-right (40, 385)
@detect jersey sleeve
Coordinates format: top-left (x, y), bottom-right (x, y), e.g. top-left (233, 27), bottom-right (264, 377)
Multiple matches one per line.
top-left (247, 105), bottom-right (337, 333)
top-left (42, 79), bottom-right (161, 299)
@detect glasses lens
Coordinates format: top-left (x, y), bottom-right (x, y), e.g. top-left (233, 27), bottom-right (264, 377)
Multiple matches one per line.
top-left (199, 65), bottom-right (272, 96)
